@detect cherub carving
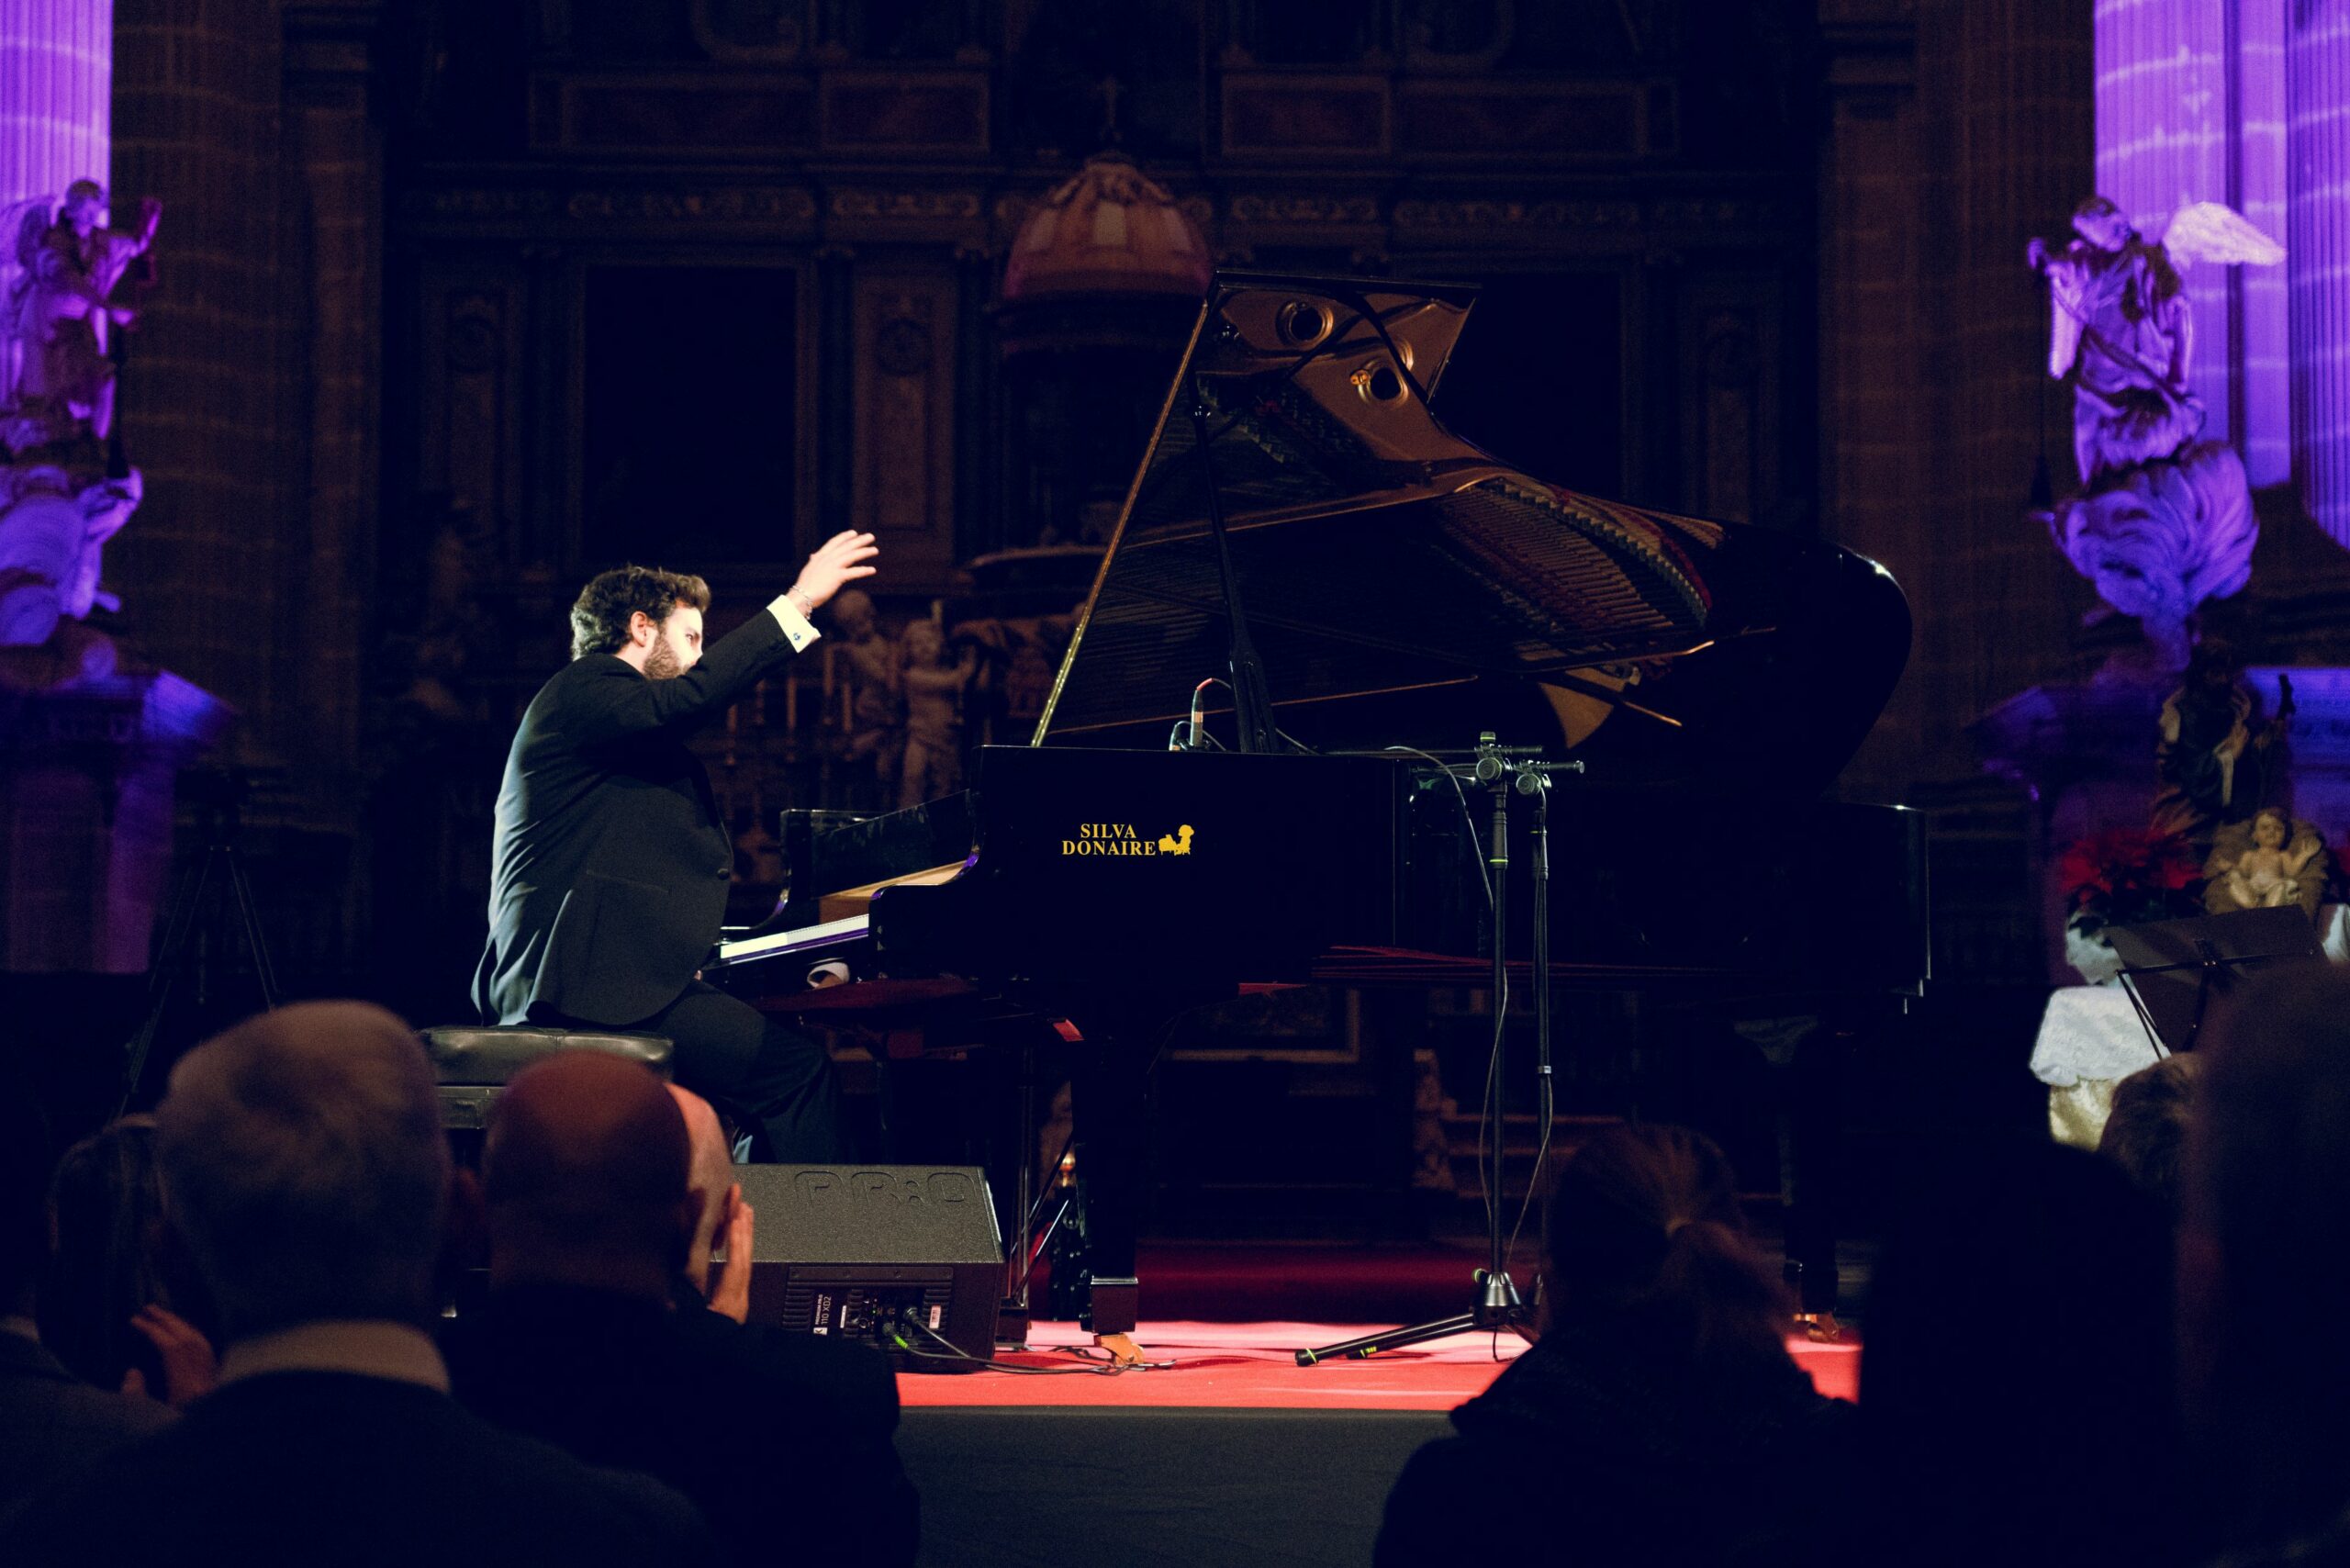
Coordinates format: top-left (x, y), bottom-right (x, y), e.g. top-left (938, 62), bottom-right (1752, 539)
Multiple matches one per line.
top-left (897, 617), bottom-right (978, 810)
top-left (829, 588), bottom-right (902, 807)
top-left (1, 181), bottom-right (161, 445)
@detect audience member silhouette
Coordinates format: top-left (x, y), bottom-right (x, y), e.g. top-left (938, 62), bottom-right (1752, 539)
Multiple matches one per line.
top-left (669, 1081), bottom-right (753, 1321)
top-left (0, 1002), bottom-right (715, 1566)
top-left (1859, 1139), bottom-right (2187, 1568)
top-left (1376, 1123), bottom-right (1856, 1568)
top-left (2098, 1053), bottom-right (2201, 1222)
top-left (443, 1049), bottom-right (917, 1568)
top-left (2181, 967), bottom-right (2350, 1562)
top-left (0, 1075), bottom-right (173, 1521)
top-left (39, 1115), bottom-right (217, 1404)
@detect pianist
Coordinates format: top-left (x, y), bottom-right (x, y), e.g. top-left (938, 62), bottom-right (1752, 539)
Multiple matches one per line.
top-left (474, 535), bottom-right (878, 1161)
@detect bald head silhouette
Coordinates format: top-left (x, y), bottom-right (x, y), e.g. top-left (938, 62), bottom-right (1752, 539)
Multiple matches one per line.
top-left (668, 1083), bottom-right (735, 1294)
top-left (483, 1052), bottom-right (693, 1302)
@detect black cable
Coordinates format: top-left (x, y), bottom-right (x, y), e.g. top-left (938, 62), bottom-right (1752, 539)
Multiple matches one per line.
top-left (884, 1316), bottom-right (1138, 1376)
top-left (1378, 747), bottom-right (1494, 906)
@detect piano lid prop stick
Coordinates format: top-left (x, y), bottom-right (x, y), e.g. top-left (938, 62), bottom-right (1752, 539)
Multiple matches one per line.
top-left (1545, 667), bottom-right (1683, 730)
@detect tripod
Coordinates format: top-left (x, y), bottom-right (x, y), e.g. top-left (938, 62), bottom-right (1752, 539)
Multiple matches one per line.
top-left (118, 771), bottom-right (282, 1116)
top-left (1297, 736), bottom-right (1579, 1364)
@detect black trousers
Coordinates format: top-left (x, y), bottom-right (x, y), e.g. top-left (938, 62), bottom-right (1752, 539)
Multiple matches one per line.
top-left (616, 980), bottom-right (850, 1163)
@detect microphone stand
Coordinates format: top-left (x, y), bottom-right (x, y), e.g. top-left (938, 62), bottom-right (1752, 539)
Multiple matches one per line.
top-left (1295, 740), bottom-right (1578, 1365)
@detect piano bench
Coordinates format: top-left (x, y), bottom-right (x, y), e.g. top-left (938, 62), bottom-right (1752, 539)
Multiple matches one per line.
top-left (420, 1026), bottom-right (674, 1132)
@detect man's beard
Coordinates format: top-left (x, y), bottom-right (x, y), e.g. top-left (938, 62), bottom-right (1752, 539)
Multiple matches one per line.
top-left (643, 637), bottom-right (683, 680)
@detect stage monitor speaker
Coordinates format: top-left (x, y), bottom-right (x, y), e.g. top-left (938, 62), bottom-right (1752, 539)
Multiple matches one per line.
top-left (731, 1164), bottom-right (1002, 1372)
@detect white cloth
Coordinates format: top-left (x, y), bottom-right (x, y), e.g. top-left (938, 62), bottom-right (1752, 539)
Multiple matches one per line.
top-left (2030, 985), bottom-right (2165, 1088)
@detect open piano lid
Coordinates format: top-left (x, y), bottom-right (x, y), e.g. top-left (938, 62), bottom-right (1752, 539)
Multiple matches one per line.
top-left (1032, 272), bottom-right (1911, 795)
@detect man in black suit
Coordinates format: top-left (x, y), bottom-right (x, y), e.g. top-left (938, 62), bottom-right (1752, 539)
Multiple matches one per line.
top-left (0, 1002), bottom-right (716, 1566)
top-left (443, 1049), bottom-right (916, 1568)
top-left (475, 532), bottom-right (878, 1160)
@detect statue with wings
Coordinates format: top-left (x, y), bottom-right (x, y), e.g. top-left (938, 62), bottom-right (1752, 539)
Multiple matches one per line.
top-left (2030, 196), bottom-right (2281, 484)
top-left (2028, 196), bottom-right (2282, 671)
top-left (0, 180), bottom-right (160, 448)
top-left (0, 181), bottom-right (156, 679)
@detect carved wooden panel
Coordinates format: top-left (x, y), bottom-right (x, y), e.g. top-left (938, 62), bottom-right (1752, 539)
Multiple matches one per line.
top-left (1393, 79), bottom-right (1669, 161)
top-left (416, 266), bottom-right (528, 554)
top-left (575, 261), bottom-right (804, 570)
top-left (821, 70), bottom-right (990, 154)
top-left (530, 72), bottom-right (818, 156)
top-left (853, 269), bottom-right (958, 588)
top-left (1221, 73), bottom-right (1391, 157)
top-left (1678, 276), bottom-right (1782, 527)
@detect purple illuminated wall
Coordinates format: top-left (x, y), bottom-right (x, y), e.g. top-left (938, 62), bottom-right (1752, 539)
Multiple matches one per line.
top-left (2289, 3), bottom-right (2350, 547)
top-left (2095, 0), bottom-right (2290, 487)
top-left (0, 0), bottom-right (110, 210)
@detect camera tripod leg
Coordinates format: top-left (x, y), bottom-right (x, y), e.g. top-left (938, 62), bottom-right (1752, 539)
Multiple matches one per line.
top-left (225, 850), bottom-right (281, 1010)
top-left (118, 848), bottom-right (219, 1117)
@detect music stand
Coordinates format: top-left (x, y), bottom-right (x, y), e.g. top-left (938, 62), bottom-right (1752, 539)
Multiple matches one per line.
top-left (2104, 906), bottom-right (2323, 1058)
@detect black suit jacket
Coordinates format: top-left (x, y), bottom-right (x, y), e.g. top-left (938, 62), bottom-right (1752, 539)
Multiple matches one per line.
top-left (0, 1369), bottom-right (716, 1567)
top-left (0, 1332), bottom-right (174, 1520)
top-left (476, 609), bottom-right (800, 1026)
top-left (442, 1282), bottom-right (917, 1568)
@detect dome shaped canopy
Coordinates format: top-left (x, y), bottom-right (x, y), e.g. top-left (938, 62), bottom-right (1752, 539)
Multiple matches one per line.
top-left (1002, 151), bottom-right (1211, 304)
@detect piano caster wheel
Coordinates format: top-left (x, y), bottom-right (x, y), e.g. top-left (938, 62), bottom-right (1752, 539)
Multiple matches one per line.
top-left (1093, 1332), bottom-right (1145, 1367)
top-left (1794, 1312), bottom-right (1843, 1344)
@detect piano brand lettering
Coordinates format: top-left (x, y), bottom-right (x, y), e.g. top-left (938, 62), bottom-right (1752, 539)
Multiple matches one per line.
top-left (1062, 822), bottom-right (1197, 857)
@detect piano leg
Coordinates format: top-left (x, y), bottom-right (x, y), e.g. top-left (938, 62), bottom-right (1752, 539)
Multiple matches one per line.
top-left (1069, 1019), bottom-right (1148, 1343)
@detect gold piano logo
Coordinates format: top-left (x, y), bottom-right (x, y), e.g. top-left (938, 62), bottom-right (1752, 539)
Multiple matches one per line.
top-left (1063, 822), bottom-right (1196, 857)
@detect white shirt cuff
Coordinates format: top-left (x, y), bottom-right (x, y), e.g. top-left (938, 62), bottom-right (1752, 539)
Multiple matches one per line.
top-left (765, 593), bottom-right (821, 652)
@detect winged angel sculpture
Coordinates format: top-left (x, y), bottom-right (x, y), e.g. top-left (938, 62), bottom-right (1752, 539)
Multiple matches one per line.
top-left (0, 181), bottom-right (157, 675)
top-left (2028, 196), bottom-right (2282, 670)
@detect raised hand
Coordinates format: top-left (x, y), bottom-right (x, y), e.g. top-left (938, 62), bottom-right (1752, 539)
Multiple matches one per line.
top-left (707, 1182), bottom-right (755, 1325)
top-left (790, 530), bottom-right (879, 613)
top-left (126, 1304), bottom-right (218, 1407)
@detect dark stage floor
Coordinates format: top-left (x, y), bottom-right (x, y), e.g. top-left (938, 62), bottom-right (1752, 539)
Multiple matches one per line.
top-left (893, 1317), bottom-right (1859, 1568)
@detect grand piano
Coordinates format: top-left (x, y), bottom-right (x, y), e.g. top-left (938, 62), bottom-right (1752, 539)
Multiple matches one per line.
top-left (712, 272), bottom-right (1927, 1340)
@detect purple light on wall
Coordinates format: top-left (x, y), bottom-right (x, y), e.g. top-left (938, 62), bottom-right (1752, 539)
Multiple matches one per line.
top-left (2239, 0), bottom-right (2289, 487)
top-left (0, 0), bottom-right (110, 208)
top-left (2289, 2), bottom-right (2350, 546)
top-left (2096, 0), bottom-right (2293, 488)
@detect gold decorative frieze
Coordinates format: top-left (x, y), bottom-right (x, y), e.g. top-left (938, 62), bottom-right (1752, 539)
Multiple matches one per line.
top-left (1225, 194), bottom-right (1381, 225)
top-left (565, 187), bottom-right (817, 222)
top-left (830, 190), bottom-right (984, 220)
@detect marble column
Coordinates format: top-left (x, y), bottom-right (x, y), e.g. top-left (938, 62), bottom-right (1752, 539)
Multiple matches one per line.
top-left (0, 0), bottom-right (108, 207)
top-left (2290, 0), bottom-right (2350, 545)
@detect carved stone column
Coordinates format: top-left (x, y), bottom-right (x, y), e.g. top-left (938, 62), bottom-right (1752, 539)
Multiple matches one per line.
top-left (817, 246), bottom-right (856, 545)
top-left (0, 0), bottom-right (108, 207)
top-left (2289, 4), bottom-right (2350, 545)
top-left (953, 244), bottom-right (997, 561)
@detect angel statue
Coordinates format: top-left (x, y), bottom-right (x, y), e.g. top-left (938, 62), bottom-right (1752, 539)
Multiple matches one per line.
top-left (1, 180), bottom-right (161, 447)
top-left (2028, 196), bottom-right (2281, 671)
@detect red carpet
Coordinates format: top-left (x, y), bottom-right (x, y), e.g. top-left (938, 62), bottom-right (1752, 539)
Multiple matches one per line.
top-left (898, 1319), bottom-right (1862, 1408)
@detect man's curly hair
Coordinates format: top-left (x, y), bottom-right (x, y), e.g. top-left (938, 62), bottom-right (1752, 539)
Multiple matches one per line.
top-left (570, 566), bottom-right (711, 659)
